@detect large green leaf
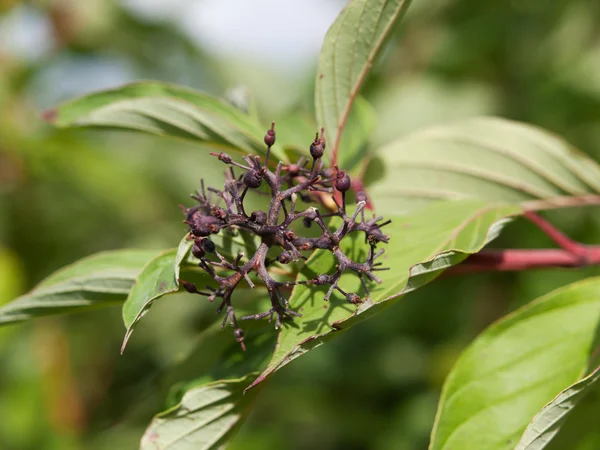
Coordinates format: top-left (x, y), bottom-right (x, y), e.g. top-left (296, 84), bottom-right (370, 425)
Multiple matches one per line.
top-left (429, 277), bottom-right (600, 450)
top-left (141, 374), bottom-right (260, 450)
top-left (43, 81), bottom-right (286, 160)
top-left (315, 0), bottom-right (412, 162)
top-left (247, 199), bottom-right (520, 390)
top-left (121, 238), bottom-right (192, 351)
top-left (515, 365), bottom-right (600, 450)
top-left (0, 249), bottom-right (161, 325)
top-left (142, 323), bottom-right (277, 450)
top-left (370, 117), bottom-right (600, 213)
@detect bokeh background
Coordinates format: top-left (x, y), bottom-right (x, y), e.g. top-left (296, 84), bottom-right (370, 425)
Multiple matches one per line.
top-left (2, 0), bottom-right (600, 449)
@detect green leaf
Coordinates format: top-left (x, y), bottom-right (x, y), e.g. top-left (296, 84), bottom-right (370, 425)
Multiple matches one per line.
top-left (247, 200), bottom-right (520, 390)
top-left (142, 323), bottom-right (277, 450)
top-left (121, 231), bottom-right (261, 352)
top-left (542, 372), bottom-right (600, 450)
top-left (515, 365), bottom-right (600, 450)
top-left (315, 0), bottom-right (412, 162)
top-left (429, 277), bottom-right (600, 450)
top-left (141, 374), bottom-right (260, 450)
top-left (43, 81), bottom-right (286, 160)
top-left (121, 238), bottom-right (192, 352)
top-left (371, 116), bottom-right (600, 213)
top-left (338, 96), bottom-right (377, 172)
top-left (0, 249), bottom-right (162, 325)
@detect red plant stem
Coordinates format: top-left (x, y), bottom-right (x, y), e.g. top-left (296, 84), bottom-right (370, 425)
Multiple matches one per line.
top-left (447, 210), bottom-right (599, 274)
top-left (523, 211), bottom-right (589, 260)
top-left (447, 247), bottom-right (600, 275)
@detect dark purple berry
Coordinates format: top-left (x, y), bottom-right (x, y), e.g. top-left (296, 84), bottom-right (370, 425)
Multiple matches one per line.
top-left (356, 191), bottom-right (367, 203)
top-left (278, 251), bottom-right (291, 264)
top-left (264, 122), bottom-right (276, 146)
top-left (287, 164), bottom-right (300, 177)
top-left (201, 238), bottom-right (216, 253)
top-left (309, 134), bottom-right (324, 159)
top-left (180, 279), bottom-right (198, 294)
top-left (192, 244), bottom-right (205, 259)
top-left (335, 171), bottom-right (351, 192)
top-left (243, 169), bottom-right (263, 189)
top-left (191, 214), bottom-right (223, 236)
top-left (302, 217), bottom-right (313, 228)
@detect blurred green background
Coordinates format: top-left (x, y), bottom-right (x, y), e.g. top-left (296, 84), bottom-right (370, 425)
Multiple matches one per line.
top-left (2, 0), bottom-right (600, 449)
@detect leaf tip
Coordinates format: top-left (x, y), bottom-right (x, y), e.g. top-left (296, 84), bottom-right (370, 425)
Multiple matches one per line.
top-left (120, 328), bottom-right (134, 354)
top-left (243, 373), bottom-right (266, 393)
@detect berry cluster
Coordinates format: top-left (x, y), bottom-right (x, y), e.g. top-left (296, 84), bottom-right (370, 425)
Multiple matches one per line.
top-left (178, 123), bottom-right (390, 350)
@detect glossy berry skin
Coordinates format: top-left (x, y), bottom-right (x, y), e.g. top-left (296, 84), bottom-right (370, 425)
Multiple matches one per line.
top-left (201, 238), bottom-right (216, 253)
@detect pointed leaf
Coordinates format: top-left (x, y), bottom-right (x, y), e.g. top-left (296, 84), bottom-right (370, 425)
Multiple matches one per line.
top-left (315, 0), bottom-right (412, 162)
top-left (371, 117), bottom-right (600, 213)
top-left (121, 231), bottom-right (262, 351)
top-left (141, 374), bottom-right (260, 450)
top-left (142, 324), bottom-right (277, 449)
top-left (247, 200), bottom-right (520, 390)
top-left (0, 249), bottom-right (162, 324)
top-left (44, 81), bottom-right (285, 160)
top-left (515, 365), bottom-right (600, 450)
top-left (121, 238), bottom-right (193, 351)
top-left (429, 277), bottom-right (600, 450)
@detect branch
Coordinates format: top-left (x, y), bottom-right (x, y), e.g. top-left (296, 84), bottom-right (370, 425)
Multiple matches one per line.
top-left (523, 211), bottom-right (588, 261)
top-left (448, 209), bottom-right (598, 274)
top-left (446, 247), bottom-right (600, 275)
